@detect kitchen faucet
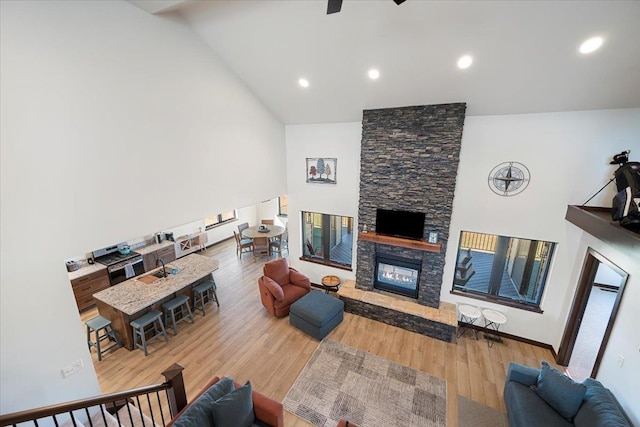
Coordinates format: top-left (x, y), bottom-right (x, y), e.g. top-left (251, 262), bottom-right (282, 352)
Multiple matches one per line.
top-left (156, 258), bottom-right (166, 278)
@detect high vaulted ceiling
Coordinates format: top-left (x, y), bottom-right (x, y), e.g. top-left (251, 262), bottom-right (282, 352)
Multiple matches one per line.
top-left (133, 0), bottom-right (640, 125)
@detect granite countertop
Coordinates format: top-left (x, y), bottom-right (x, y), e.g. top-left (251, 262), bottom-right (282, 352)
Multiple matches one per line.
top-left (68, 263), bottom-right (108, 281)
top-left (135, 240), bottom-right (176, 255)
top-left (93, 253), bottom-right (219, 316)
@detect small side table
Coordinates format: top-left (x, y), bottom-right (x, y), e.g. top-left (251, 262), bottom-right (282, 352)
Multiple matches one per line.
top-left (482, 308), bottom-right (507, 348)
top-left (320, 275), bottom-right (341, 294)
top-left (457, 304), bottom-right (482, 339)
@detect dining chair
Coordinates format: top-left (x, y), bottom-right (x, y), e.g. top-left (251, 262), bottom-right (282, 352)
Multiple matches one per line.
top-left (261, 219), bottom-right (274, 225)
top-left (253, 237), bottom-right (269, 257)
top-left (237, 222), bottom-right (249, 236)
top-left (281, 227), bottom-right (289, 250)
top-left (269, 227), bottom-right (288, 257)
top-left (233, 231), bottom-right (254, 259)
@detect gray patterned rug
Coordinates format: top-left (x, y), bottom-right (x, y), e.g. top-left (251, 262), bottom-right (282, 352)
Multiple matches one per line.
top-left (283, 339), bottom-right (447, 427)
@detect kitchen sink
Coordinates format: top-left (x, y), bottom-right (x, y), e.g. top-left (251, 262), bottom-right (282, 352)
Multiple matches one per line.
top-left (150, 270), bottom-right (166, 279)
top-left (138, 275), bottom-right (159, 284)
top-left (138, 268), bottom-right (170, 284)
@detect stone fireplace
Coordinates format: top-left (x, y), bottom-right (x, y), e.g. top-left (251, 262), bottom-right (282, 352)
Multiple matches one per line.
top-left (356, 103), bottom-right (467, 308)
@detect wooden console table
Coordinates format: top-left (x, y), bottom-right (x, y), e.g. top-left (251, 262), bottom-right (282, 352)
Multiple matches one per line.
top-left (358, 232), bottom-right (441, 253)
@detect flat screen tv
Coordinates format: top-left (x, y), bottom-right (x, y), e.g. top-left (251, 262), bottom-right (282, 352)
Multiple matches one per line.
top-left (375, 209), bottom-right (425, 240)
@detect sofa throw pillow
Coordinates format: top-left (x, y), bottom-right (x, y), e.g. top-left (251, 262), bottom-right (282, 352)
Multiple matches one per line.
top-left (262, 276), bottom-right (285, 301)
top-left (210, 381), bottom-right (255, 427)
top-left (535, 361), bottom-right (587, 420)
top-left (171, 377), bottom-right (235, 427)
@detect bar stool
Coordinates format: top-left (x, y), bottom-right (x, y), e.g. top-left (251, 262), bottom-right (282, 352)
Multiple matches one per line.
top-left (86, 315), bottom-right (121, 361)
top-left (456, 304), bottom-right (482, 339)
top-left (193, 280), bottom-right (219, 316)
top-left (162, 294), bottom-right (194, 335)
top-left (130, 310), bottom-right (168, 356)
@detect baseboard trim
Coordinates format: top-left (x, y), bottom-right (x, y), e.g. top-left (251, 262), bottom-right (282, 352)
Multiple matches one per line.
top-left (461, 323), bottom-right (557, 359)
top-left (203, 235), bottom-right (235, 250)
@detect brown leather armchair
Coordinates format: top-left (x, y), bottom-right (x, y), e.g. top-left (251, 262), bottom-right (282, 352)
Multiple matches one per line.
top-left (258, 258), bottom-right (310, 317)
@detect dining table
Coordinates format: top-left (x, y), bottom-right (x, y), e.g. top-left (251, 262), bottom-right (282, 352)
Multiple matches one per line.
top-left (242, 225), bottom-right (285, 239)
top-left (242, 225), bottom-right (285, 255)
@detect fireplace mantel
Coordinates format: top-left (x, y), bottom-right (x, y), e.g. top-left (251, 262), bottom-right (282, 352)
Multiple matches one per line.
top-left (358, 232), bottom-right (441, 253)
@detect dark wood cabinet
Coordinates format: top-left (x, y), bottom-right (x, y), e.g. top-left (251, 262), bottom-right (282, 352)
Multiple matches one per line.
top-left (143, 245), bottom-right (177, 272)
top-left (158, 245), bottom-right (176, 263)
top-left (71, 269), bottom-right (110, 312)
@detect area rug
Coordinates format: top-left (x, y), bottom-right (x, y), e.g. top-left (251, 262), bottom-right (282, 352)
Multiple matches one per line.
top-left (457, 396), bottom-right (508, 427)
top-left (283, 339), bottom-right (447, 427)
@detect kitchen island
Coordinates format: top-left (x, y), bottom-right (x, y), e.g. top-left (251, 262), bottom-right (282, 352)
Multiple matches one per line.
top-left (93, 253), bottom-right (219, 350)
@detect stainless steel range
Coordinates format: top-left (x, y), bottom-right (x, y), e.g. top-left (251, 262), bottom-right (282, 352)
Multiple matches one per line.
top-left (93, 243), bottom-right (144, 285)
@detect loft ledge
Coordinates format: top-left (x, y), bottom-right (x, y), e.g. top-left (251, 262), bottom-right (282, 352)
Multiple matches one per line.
top-left (565, 205), bottom-right (640, 255)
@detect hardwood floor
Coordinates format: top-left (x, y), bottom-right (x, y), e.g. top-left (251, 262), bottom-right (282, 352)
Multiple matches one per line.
top-left (80, 238), bottom-right (560, 427)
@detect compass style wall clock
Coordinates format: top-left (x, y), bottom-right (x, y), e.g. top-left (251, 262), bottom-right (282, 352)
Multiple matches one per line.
top-left (488, 161), bottom-right (530, 196)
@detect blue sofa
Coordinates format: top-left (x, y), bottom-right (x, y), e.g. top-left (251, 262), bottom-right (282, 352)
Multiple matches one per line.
top-left (503, 362), bottom-right (631, 427)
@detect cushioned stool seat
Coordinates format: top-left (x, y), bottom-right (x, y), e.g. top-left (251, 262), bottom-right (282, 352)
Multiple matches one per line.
top-left (162, 294), bottom-right (194, 335)
top-left (192, 279), bottom-right (219, 316)
top-left (86, 315), bottom-right (121, 361)
top-left (290, 290), bottom-right (344, 340)
top-left (130, 310), bottom-right (168, 356)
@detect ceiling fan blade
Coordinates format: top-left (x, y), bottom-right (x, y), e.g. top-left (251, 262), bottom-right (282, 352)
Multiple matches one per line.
top-left (393, 0), bottom-right (406, 4)
top-left (327, 0), bottom-right (343, 14)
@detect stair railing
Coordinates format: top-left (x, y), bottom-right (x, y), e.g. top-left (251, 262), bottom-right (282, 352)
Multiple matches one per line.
top-left (0, 363), bottom-right (187, 427)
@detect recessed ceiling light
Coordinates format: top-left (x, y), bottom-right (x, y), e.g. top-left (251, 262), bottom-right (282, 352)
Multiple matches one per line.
top-left (579, 36), bottom-right (603, 54)
top-left (298, 78), bottom-right (309, 88)
top-left (457, 55), bottom-right (473, 69)
top-left (368, 69), bottom-right (380, 80)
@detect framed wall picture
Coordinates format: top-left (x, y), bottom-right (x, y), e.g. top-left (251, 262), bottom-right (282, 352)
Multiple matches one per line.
top-left (306, 158), bottom-right (337, 184)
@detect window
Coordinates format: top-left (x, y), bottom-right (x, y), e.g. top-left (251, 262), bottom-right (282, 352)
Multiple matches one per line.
top-left (451, 230), bottom-right (556, 311)
top-left (278, 195), bottom-right (288, 217)
top-left (205, 210), bottom-right (238, 230)
top-left (301, 211), bottom-right (353, 269)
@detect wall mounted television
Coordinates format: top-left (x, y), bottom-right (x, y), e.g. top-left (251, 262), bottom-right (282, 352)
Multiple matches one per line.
top-left (375, 209), bottom-right (425, 240)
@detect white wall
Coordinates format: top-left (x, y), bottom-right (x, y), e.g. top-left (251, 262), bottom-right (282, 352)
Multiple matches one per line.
top-left (284, 109), bottom-right (639, 423)
top-left (256, 198), bottom-right (281, 226)
top-left (566, 230), bottom-right (640, 424)
top-left (204, 205), bottom-right (258, 245)
top-left (285, 122), bottom-right (362, 284)
top-left (155, 204), bottom-right (258, 250)
top-left (0, 0), bottom-right (285, 415)
top-left (441, 109), bottom-right (640, 347)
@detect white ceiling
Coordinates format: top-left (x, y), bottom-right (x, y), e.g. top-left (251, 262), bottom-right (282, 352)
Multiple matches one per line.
top-left (158, 1), bottom-right (639, 124)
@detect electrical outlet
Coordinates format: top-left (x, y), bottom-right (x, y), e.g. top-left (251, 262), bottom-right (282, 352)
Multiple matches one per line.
top-left (617, 355), bottom-right (624, 368)
top-left (61, 359), bottom-right (84, 378)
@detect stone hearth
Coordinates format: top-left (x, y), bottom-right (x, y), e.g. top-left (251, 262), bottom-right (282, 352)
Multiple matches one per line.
top-left (337, 280), bottom-right (457, 342)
